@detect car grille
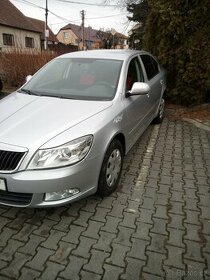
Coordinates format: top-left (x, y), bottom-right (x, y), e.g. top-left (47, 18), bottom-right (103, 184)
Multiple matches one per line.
top-left (0, 150), bottom-right (26, 171)
top-left (0, 190), bottom-right (32, 206)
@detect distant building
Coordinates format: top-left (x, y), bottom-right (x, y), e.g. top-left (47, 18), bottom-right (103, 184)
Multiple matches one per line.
top-left (57, 23), bottom-right (128, 50)
top-left (0, 0), bottom-right (57, 52)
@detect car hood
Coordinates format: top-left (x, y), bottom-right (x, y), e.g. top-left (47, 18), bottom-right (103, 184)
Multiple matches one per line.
top-left (0, 92), bottom-right (112, 150)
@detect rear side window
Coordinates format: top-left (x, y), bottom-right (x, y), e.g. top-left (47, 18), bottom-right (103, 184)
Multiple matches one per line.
top-left (141, 55), bottom-right (159, 80)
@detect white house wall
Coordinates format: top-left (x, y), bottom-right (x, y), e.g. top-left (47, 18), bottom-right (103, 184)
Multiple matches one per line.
top-left (0, 26), bottom-right (41, 52)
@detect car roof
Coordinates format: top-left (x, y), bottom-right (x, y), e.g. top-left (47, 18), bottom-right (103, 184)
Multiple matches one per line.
top-left (57, 49), bottom-right (148, 61)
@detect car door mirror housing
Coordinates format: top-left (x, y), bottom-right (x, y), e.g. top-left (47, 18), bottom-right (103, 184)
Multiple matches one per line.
top-left (126, 82), bottom-right (150, 97)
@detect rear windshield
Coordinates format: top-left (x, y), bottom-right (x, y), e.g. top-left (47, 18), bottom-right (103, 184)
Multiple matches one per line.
top-left (20, 57), bottom-right (123, 101)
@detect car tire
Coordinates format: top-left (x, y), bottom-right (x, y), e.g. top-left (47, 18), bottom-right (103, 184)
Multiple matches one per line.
top-left (98, 139), bottom-right (123, 197)
top-left (153, 97), bottom-right (165, 124)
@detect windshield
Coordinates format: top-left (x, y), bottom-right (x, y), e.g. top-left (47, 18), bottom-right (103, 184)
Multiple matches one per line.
top-left (20, 57), bottom-right (123, 101)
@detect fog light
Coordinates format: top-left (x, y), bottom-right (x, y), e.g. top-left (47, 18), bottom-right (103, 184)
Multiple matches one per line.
top-left (44, 188), bottom-right (80, 201)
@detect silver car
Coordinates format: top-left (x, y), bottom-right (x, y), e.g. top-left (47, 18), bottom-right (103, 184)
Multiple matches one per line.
top-left (0, 50), bottom-right (166, 207)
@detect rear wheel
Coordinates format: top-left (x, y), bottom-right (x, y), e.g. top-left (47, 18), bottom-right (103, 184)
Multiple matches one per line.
top-left (98, 139), bottom-right (123, 197)
top-left (153, 97), bottom-right (165, 124)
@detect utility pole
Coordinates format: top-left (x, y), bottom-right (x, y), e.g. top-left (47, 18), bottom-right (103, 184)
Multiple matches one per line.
top-left (80, 10), bottom-right (85, 50)
top-left (44, 0), bottom-right (49, 50)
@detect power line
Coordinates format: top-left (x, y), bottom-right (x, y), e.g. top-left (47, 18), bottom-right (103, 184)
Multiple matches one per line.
top-left (56, 0), bottom-right (119, 7)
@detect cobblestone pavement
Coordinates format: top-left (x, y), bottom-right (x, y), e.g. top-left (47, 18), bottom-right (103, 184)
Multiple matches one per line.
top-left (0, 117), bottom-right (210, 280)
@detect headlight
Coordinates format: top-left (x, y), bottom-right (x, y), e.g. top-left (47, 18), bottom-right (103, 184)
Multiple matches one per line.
top-left (28, 135), bottom-right (93, 169)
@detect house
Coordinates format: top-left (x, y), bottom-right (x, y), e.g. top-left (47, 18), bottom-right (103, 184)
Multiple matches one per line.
top-left (27, 17), bottom-right (58, 49)
top-left (57, 23), bottom-right (128, 50)
top-left (57, 23), bottom-right (102, 50)
top-left (0, 0), bottom-right (56, 52)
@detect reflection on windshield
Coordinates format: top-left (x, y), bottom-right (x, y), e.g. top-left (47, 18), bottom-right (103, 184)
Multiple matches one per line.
top-left (21, 58), bottom-right (123, 101)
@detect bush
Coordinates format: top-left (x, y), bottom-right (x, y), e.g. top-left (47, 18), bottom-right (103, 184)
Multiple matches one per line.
top-left (143, 0), bottom-right (210, 106)
top-left (0, 49), bottom-right (56, 89)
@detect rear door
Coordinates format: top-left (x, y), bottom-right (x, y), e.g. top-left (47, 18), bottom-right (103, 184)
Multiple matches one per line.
top-left (140, 54), bottom-right (163, 118)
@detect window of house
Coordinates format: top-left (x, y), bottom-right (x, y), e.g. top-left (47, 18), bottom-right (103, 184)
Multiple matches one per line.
top-left (25, 37), bottom-right (34, 48)
top-left (63, 32), bottom-right (69, 39)
top-left (3, 33), bottom-right (14, 46)
top-left (140, 55), bottom-right (159, 80)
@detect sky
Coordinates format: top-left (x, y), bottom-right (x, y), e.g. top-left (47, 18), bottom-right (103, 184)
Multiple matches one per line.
top-left (10, 0), bottom-right (132, 35)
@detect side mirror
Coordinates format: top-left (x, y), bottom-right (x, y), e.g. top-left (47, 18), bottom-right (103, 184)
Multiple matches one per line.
top-left (26, 75), bottom-right (32, 83)
top-left (126, 82), bottom-right (150, 97)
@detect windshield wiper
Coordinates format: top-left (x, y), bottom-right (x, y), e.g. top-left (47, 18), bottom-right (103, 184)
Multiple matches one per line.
top-left (19, 88), bottom-right (39, 96)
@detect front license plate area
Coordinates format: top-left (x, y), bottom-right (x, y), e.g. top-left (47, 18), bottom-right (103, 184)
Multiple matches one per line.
top-left (0, 179), bottom-right (6, 191)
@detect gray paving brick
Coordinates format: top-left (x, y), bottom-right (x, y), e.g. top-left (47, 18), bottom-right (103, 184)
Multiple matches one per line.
top-left (83, 249), bottom-right (109, 274)
top-left (125, 200), bottom-right (141, 215)
top-left (0, 227), bottom-right (17, 247)
top-left (168, 201), bottom-right (184, 215)
top-left (121, 257), bottom-right (145, 280)
top-left (72, 236), bottom-right (97, 259)
top-left (106, 243), bottom-right (129, 267)
top-left (19, 267), bottom-right (41, 280)
top-left (141, 272), bottom-right (164, 280)
top-left (132, 221), bottom-right (152, 241)
top-left (138, 208), bottom-right (154, 224)
top-left (167, 228), bottom-right (185, 248)
top-left (60, 255), bottom-right (87, 280)
top-left (101, 215), bottom-right (121, 234)
top-left (185, 210), bottom-right (201, 225)
top-left (7, 213), bottom-right (30, 230)
top-left (26, 210), bottom-right (47, 226)
top-left (0, 252), bottom-right (30, 279)
top-left (109, 203), bottom-right (126, 218)
top-left (143, 251), bottom-right (166, 277)
top-left (91, 207), bottom-right (110, 222)
top-left (168, 213), bottom-right (185, 230)
top-left (164, 245), bottom-right (185, 270)
top-left (53, 215), bottom-right (75, 232)
top-left (93, 231), bottom-right (115, 253)
top-left (66, 201), bottom-right (86, 217)
top-left (185, 198), bottom-right (200, 212)
top-left (154, 205), bottom-right (169, 220)
top-left (80, 270), bottom-right (102, 280)
top-left (62, 224), bottom-right (85, 244)
top-left (184, 259), bottom-right (206, 280)
top-left (82, 220), bottom-right (103, 239)
top-left (33, 219), bottom-right (57, 237)
top-left (73, 210), bottom-right (93, 227)
top-left (155, 193), bottom-right (170, 206)
top-left (141, 196), bottom-right (155, 210)
top-left (113, 226), bottom-right (134, 247)
top-left (0, 217), bottom-right (11, 231)
top-left (0, 239), bottom-right (24, 261)
top-left (49, 241), bottom-right (76, 265)
top-left (200, 206), bottom-right (210, 220)
top-left (37, 261), bottom-right (65, 280)
top-left (41, 229), bottom-right (66, 250)
top-left (151, 218), bottom-right (168, 235)
top-left (102, 264), bottom-right (123, 280)
top-left (120, 212), bottom-right (137, 229)
top-left (82, 198), bottom-right (100, 213)
top-left (148, 233), bottom-right (167, 254)
top-left (12, 223), bottom-right (37, 242)
top-left (184, 240), bottom-right (205, 263)
top-left (26, 247), bottom-right (54, 271)
top-left (1, 207), bottom-right (20, 219)
top-left (97, 197), bottom-right (115, 209)
top-left (45, 206), bottom-right (67, 221)
top-left (128, 238), bottom-right (149, 260)
top-left (184, 224), bottom-right (203, 242)
top-left (18, 234), bottom-right (45, 256)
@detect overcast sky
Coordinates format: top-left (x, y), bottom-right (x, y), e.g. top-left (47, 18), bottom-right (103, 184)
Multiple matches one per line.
top-left (10, 0), bottom-right (132, 35)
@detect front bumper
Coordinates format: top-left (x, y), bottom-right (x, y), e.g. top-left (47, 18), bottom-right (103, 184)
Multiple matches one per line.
top-left (0, 156), bottom-right (100, 207)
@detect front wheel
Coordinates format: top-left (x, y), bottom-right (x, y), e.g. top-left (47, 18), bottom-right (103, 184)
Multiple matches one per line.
top-left (98, 139), bottom-right (123, 197)
top-left (153, 97), bottom-right (165, 124)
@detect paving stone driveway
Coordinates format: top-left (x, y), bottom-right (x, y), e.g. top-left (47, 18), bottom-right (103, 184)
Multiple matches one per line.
top-left (0, 117), bottom-right (210, 280)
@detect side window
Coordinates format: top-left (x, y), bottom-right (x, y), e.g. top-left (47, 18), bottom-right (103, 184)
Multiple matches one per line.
top-left (126, 57), bottom-right (144, 91)
top-left (141, 55), bottom-right (159, 80)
